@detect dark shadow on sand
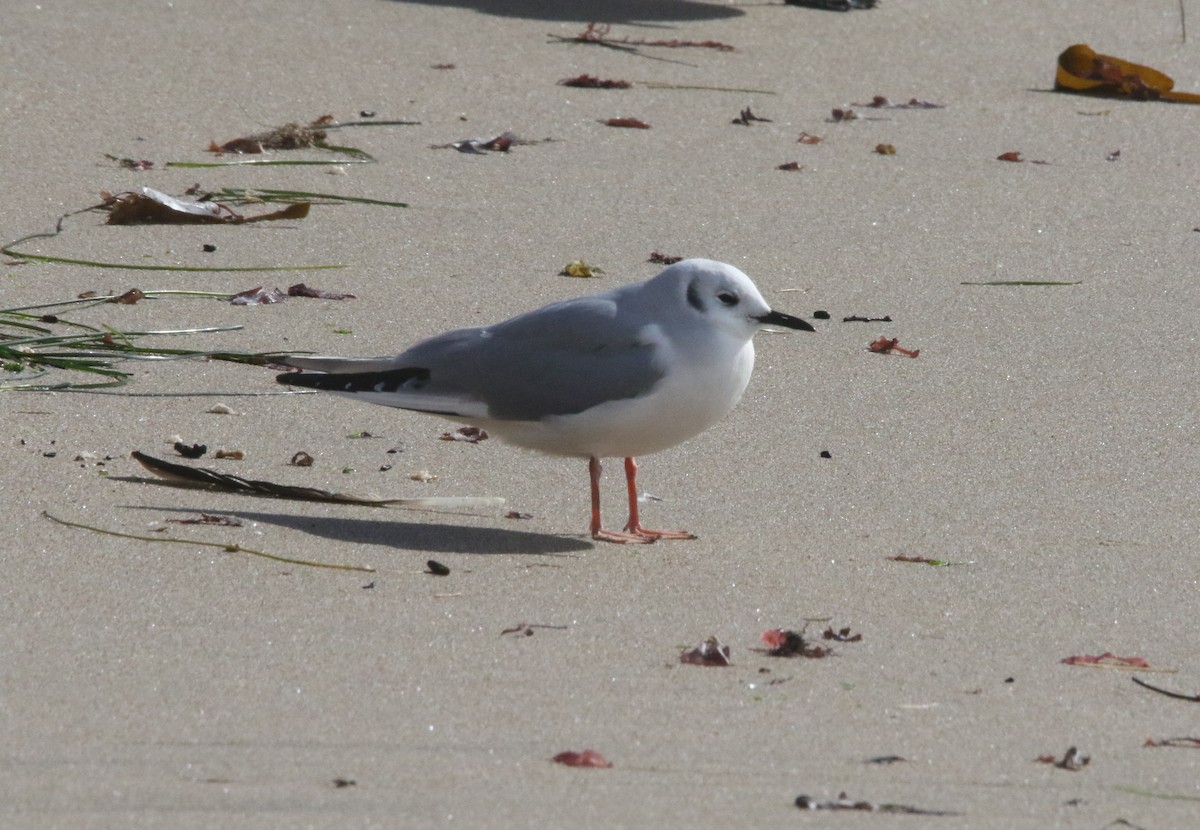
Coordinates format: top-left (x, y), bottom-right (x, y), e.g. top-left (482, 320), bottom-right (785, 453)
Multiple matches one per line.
top-left (139, 504), bottom-right (592, 555)
top-left (383, 0), bottom-right (743, 23)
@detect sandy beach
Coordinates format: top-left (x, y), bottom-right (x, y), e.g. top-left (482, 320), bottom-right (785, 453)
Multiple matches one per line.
top-left (2, 1), bottom-right (1199, 827)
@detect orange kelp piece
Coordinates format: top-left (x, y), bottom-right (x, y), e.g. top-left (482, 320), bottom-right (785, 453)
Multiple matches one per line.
top-left (1055, 44), bottom-right (1200, 103)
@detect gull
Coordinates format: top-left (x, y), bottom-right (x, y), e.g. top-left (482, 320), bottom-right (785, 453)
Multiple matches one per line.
top-left (276, 259), bottom-right (814, 543)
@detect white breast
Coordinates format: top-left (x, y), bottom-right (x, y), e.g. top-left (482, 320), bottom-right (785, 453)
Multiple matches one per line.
top-left (487, 339), bottom-right (757, 459)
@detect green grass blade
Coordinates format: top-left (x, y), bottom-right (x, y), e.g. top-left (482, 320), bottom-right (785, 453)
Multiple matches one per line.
top-left (215, 187), bottom-right (408, 208)
top-left (2, 247), bottom-right (344, 272)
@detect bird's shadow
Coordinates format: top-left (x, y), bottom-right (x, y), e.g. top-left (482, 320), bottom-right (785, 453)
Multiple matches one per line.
top-left (136, 503), bottom-right (592, 555)
top-left (381, 0), bottom-right (743, 23)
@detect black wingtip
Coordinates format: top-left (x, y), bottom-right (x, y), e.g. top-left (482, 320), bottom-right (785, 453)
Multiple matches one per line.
top-left (276, 370), bottom-right (322, 389)
top-left (276, 366), bottom-right (432, 393)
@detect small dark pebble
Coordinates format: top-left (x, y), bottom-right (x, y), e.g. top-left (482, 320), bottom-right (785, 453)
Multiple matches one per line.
top-left (201, 243), bottom-right (217, 253)
top-left (819, 450), bottom-right (832, 459)
top-left (333, 778), bottom-right (357, 788)
top-left (175, 442), bottom-right (207, 459)
top-left (1004, 677), bottom-right (1015, 683)
top-left (426, 559), bottom-right (451, 576)
top-left (43, 451), bottom-right (57, 458)
top-left (813, 310), bottom-right (831, 320)
top-left (362, 581), bottom-right (375, 590)
top-left (40, 314), bottom-right (59, 323)
top-left (359, 110), bottom-right (377, 118)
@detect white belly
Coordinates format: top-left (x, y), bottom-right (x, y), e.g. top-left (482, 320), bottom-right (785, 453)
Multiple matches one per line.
top-left (486, 341), bottom-right (756, 458)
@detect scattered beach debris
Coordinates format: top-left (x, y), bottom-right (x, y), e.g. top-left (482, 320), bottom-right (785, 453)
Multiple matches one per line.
top-left (4, 188), bottom-right (394, 272)
top-left (757, 628), bottom-right (832, 658)
top-left (501, 622), bottom-right (569, 636)
top-left (288, 283), bottom-right (357, 300)
top-left (549, 22), bottom-right (733, 54)
top-left (440, 426), bottom-right (489, 443)
top-left (822, 625), bottom-right (863, 643)
top-left (426, 559), bottom-right (451, 576)
top-left (1036, 746), bottom-right (1091, 771)
top-left (680, 636), bottom-right (732, 666)
top-left (229, 283), bottom-right (357, 306)
top-left (435, 130), bottom-right (515, 153)
top-left (558, 74), bottom-right (631, 88)
top-left (777, 161), bottom-right (805, 171)
top-left (560, 260), bottom-right (603, 277)
top-left (996, 151), bottom-right (1050, 164)
top-left (104, 187), bottom-right (309, 225)
top-left (865, 755), bottom-right (908, 765)
top-left (1144, 737), bottom-right (1200, 748)
top-left (166, 513), bottom-right (242, 527)
top-left (1061, 652), bottom-right (1167, 671)
top-left (888, 554), bottom-right (973, 566)
top-left (797, 131), bottom-right (823, 144)
top-left (844, 315), bottom-right (892, 323)
top-left (560, 73), bottom-right (766, 94)
top-left (648, 252), bottom-right (683, 265)
top-left (212, 116), bottom-right (335, 154)
top-left (0, 297), bottom-right (282, 390)
top-left (289, 451), bottom-right (314, 467)
top-left (1131, 676), bottom-right (1200, 701)
top-left (230, 286), bottom-right (288, 305)
top-left (174, 442), bottom-right (207, 459)
top-left (103, 153), bottom-right (155, 171)
top-left (874, 143), bottom-right (897, 155)
top-left (603, 117), bottom-right (651, 129)
top-left (1055, 44), bottom-right (1200, 103)
top-left (552, 749), bottom-right (613, 769)
top-left (107, 288), bottom-right (147, 304)
top-left (731, 106), bottom-right (771, 125)
top-left (868, 337), bottom-right (920, 357)
top-left (203, 186), bottom-right (408, 209)
top-left (851, 95), bottom-right (944, 109)
top-left (795, 792), bottom-right (958, 815)
top-left (504, 510), bottom-right (533, 520)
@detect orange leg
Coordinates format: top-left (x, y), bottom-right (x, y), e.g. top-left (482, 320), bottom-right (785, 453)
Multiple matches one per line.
top-left (621, 457), bottom-right (697, 540)
top-left (586, 457), bottom-right (697, 543)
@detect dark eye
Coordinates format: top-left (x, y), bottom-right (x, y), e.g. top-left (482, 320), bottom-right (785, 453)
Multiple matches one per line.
top-left (717, 291), bottom-right (738, 306)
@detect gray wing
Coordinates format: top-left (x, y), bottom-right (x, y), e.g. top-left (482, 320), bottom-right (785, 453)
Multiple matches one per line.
top-left (278, 295), bottom-right (666, 422)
